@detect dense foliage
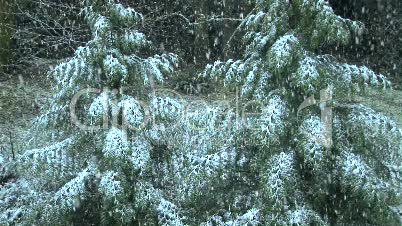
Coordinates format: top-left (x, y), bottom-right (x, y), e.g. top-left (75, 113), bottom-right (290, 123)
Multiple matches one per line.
top-left (0, 0), bottom-right (401, 225)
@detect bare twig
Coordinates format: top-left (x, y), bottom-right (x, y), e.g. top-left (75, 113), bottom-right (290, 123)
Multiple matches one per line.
top-left (223, 6), bottom-right (257, 57)
top-left (146, 13), bottom-right (243, 28)
top-left (192, 16), bottom-right (244, 26)
top-left (150, 13), bottom-right (191, 26)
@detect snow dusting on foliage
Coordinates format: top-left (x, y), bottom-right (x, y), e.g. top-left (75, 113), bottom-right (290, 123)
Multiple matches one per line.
top-left (1, 0), bottom-right (401, 225)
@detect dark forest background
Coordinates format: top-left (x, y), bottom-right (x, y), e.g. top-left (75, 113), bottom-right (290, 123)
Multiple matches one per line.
top-left (0, 0), bottom-right (401, 86)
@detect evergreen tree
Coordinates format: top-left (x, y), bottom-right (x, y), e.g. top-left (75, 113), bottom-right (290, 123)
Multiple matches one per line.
top-left (201, 0), bottom-right (402, 225)
top-left (1, 0), bottom-right (179, 225)
top-left (0, 0), bottom-right (401, 226)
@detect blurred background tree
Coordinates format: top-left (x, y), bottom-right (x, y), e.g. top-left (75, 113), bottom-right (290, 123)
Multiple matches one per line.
top-left (0, 0), bottom-right (13, 76)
